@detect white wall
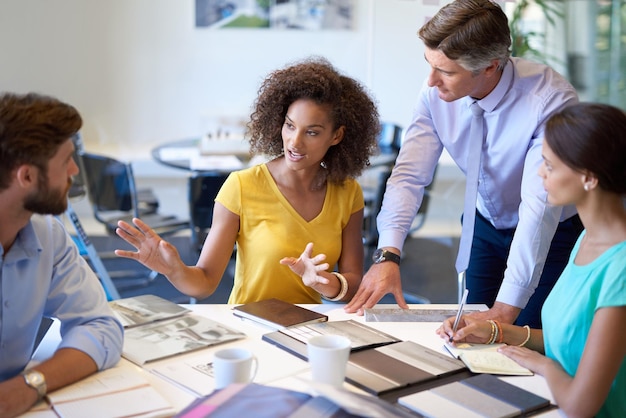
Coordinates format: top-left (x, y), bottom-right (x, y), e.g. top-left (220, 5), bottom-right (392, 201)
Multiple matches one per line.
top-left (0, 0), bottom-right (454, 161)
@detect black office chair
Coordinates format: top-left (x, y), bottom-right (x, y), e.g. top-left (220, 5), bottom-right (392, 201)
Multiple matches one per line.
top-left (361, 122), bottom-right (403, 249)
top-left (79, 151), bottom-right (190, 237)
top-left (361, 122), bottom-right (438, 244)
top-left (362, 167), bottom-right (393, 250)
top-left (71, 134), bottom-right (159, 214)
top-left (361, 166), bottom-right (438, 249)
top-left (60, 134), bottom-right (122, 300)
top-left (377, 122), bottom-right (403, 154)
top-left (188, 172), bottom-right (229, 251)
top-left (360, 166), bottom-right (432, 305)
top-left (408, 164), bottom-right (438, 235)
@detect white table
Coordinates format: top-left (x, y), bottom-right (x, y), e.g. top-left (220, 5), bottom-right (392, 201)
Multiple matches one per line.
top-left (30, 304), bottom-right (561, 417)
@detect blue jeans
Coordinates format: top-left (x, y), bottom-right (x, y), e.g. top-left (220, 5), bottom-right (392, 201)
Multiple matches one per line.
top-left (465, 211), bottom-right (583, 329)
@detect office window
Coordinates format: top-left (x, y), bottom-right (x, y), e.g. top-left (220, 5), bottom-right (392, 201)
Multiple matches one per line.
top-left (590, 0), bottom-right (626, 108)
top-left (507, 0), bottom-right (626, 110)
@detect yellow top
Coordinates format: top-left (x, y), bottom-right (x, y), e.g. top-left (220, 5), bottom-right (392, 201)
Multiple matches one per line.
top-left (216, 164), bottom-right (363, 304)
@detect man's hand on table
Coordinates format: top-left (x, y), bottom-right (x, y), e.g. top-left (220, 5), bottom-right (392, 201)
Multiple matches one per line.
top-left (464, 301), bottom-right (521, 324)
top-left (344, 261), bottom-right (408, 315)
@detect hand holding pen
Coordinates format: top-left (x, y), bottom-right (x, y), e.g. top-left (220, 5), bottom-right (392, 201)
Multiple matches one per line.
top-left (450, 288), bottom-right (468, 342)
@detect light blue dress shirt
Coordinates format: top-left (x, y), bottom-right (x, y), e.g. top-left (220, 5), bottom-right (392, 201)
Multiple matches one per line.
top-left (377, 58), bottom-right (578, 308)
top-left (0, 215), bottom-right (123, 380)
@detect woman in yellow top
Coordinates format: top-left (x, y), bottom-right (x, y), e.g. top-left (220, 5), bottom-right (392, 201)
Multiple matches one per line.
top-left (115, 57), bottom-right (380, 304)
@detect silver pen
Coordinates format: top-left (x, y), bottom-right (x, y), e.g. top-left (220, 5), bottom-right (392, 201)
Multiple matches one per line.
top-left (449, 288), bottom-right (469, 342)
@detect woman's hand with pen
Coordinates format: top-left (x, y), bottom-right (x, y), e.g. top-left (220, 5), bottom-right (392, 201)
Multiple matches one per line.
top-left (436, 316), bottom-right (494, 344)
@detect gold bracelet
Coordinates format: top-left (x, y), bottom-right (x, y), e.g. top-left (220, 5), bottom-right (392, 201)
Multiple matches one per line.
top-left (486, 320), bottom-right (497, 344)
top-left (494, 320), bottom-right (504, 344)
top-left (322, 272), bottom-right (348, 302)
top-left (518, 325), bottom-right (531, 347)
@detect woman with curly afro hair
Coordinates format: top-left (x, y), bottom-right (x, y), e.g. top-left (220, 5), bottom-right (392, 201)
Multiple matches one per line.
top-left (115, 57), bottom-right (381, 304)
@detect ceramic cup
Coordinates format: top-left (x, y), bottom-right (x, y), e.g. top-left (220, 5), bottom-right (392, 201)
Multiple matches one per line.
top-left (306, 334), bottom-right (351, 387)
top-left (212, 347), bottom-right (258, 389)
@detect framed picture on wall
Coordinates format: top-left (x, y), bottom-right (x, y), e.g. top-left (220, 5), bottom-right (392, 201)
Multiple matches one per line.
top-left (195, 0), bottom-right (354, 30)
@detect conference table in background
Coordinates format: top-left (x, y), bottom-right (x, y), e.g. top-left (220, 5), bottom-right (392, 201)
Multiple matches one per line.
top-left (151, 137), bottom-right (398, 173)
top-left (151, 137), bottom-right (256, 173)
top-left (29, 304), bottom-right (561, 417)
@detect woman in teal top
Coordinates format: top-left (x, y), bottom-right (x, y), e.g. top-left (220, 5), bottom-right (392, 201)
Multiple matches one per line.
top-left (439, 103), bottom-right (626, 417)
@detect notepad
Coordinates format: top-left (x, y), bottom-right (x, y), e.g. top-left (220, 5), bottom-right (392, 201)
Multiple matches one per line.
top-left (444, 343), bottom-right (533, 376)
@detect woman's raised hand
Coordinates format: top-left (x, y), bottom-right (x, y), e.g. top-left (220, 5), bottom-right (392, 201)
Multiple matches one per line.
top-left (280, 242), bottom-right (330, 287)
top-left (114, 218), bottom-right (183, 277)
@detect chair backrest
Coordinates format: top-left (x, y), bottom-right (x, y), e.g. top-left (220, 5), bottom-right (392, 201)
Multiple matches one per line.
top-left (377, 123), bottom-right (403, 154)
top-left (79, 150), bottom-right (189, 238)
top-left (409, 164), bottom-right (439, 234)
top-left (187, 172), bottom-right (229, 250)
top-left (362, 163), bottom-right (439, 245)
top-left (69, 133), bottom-right (88, 200)
top-left (362, 167), bottom-right (393, 247)
top-left (188, 172), bottom-right (229, 230)
top-left (80, 152), bottom-right (139, 219)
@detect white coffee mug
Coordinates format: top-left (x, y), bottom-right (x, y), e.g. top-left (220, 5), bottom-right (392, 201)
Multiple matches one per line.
top-left (212, 347), bottom-right (258, 389)
top-left (306, 334), bottom-right (351, 387)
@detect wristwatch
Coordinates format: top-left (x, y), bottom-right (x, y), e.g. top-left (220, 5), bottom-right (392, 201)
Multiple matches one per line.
top-left (22, 369), bottom-right (47, 400)
top-left (372, 248), bottom-right (401, 265)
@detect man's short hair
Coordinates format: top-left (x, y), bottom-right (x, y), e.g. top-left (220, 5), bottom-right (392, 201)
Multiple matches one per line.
top-left (0, 92), bottom-right (82, 191)
top-left (418, 0), bottom-right (511, 73)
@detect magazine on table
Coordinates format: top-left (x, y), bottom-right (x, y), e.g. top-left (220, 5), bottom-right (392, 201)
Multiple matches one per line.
top-left (263, 321), bottom-right (466, 395)
top-left (122, 314), bottom-right (246, 365)
top-left (262, 319), bottom-right (401, 352)
top-left (47, 362), bottom-right (175, 417)
top-left (109, 294), bottom-right (191, 328)
top-left (110, 294), bottom-right (246, 365)
top-left (364, 306), bottom-right (484, 322)
top-left (398, 374), bottom-right (551, 417)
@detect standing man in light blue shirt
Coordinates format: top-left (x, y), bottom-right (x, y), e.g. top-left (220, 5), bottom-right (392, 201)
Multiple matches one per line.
top-left (346, 0), bottom-right (583, 328)
top-left (0, 93), bottom-right (123, 417)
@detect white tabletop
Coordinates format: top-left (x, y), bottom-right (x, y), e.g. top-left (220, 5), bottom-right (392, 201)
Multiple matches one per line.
top-left (31, 304), bottom-right (561, 417)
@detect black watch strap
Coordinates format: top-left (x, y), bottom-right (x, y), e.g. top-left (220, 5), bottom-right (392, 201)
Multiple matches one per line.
top-left (372, 248), bottom-right (401, 265)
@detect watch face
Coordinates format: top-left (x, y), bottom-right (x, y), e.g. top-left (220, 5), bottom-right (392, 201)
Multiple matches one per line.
top-left (372, 248), bottom-right (400, 265)
top-left (29, 372), bottom-right (44, 386)
top-left (372, 248), bottom-right (383, 263)
top-left (23, 370), bottom-right (46, 398)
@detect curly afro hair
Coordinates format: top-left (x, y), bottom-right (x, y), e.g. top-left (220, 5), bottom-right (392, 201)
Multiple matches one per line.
top-left (247, 57), bottom-right (380, 184)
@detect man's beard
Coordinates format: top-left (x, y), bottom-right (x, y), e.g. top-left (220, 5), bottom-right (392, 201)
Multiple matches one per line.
top-left (23, 174), bottom-right (71, 216)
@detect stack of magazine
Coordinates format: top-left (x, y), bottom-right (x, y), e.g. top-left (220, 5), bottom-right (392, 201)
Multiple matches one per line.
top-left (398, 374), bottom-right (551, 417)
top-left (110, 294), bottom-right (246, 365)
top-left (262, 319), bottom-right (467, 395)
